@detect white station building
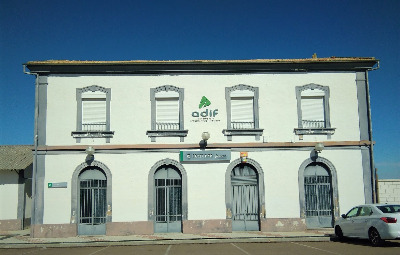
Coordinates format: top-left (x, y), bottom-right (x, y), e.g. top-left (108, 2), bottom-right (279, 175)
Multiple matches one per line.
top-left (23, 57), bottom-right (379, 237)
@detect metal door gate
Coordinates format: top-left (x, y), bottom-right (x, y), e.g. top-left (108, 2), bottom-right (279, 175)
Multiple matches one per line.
top-left (78, 168), bottom-right (107, 235)
top-left (304, 164), bottom-right (333, 228)
top-left (231, 164), bottom-right (259, 231)
top-left (155, 167), bottom-right (182, 233)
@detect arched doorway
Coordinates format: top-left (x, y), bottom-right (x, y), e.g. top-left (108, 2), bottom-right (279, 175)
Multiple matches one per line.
top-left (78, 167), bottom-right (107, 235)
top-left (154, 166), bottom-right (182, 233)
top-left (231, 163), bottom-right (260, 231)
top-left (303, 163), bottom-right (334, 228)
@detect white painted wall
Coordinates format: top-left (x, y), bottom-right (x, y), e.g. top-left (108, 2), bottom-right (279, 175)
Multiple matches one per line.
top-left (186, 161), bottom-right (227, 220)
top-left (0, 171), bottom-right (19, 220)
top-left (42, 148), bottom-right (365, 224)
top-left (245, 149), bottom-right (365, 218)
top-left (40, 71), bottom-right (368, 225)
top-left (44, 72), bottom-right (360, 146)
top-left (43, 155), bottom-right (74, 224)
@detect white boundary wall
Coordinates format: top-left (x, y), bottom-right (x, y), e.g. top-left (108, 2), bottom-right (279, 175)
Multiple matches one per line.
top-left (378, 179), bottom-right (400, 203)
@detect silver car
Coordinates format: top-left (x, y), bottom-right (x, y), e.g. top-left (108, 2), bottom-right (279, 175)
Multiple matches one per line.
top-left (335, 204), bottom-right (400, 246)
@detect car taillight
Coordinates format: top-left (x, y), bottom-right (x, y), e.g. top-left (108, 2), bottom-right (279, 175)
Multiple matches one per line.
top-left (380, 217), bottom-right (397, 223)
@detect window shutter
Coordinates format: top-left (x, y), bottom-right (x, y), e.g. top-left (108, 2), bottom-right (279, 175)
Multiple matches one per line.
top-left (231, 90), bottom-right (254, 97)
top-left (301, 97), bottom-right (325, 127)
top-left (82, 99), bottom-right (106, 124)
top-left (156, 98), bottom-right (179, 124)
top-left (300, 88), bottom-right (326, 128)
top-left (155, 90), bottom-right (180, 130)
top-left (231, 97), bottom-right (254, 128)
top-left (301, 89), bottom-right (325, 97)
top-left (82, 90), bottom-right (106, 99)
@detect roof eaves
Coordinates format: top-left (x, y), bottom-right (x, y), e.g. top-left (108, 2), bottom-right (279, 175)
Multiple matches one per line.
top-left (24, 57), bottom-right (378, 66)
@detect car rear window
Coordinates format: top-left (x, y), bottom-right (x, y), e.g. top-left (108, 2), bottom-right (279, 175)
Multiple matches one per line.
top-left (377, 205), bottom-right (400, 213)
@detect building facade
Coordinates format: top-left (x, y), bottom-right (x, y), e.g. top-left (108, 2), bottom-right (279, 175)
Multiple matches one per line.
top-left (24, 57), bottom-right (378, 237)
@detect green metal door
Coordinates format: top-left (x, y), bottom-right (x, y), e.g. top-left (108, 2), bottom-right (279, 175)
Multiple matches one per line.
top-left (304, 163), bottom-right (333, 228)
top-left (154, 166), bottom-right (182, 233)
top-left (78, 168), bottom-right (107, 235)
top-left (231, 164), bottom-right (259, 231)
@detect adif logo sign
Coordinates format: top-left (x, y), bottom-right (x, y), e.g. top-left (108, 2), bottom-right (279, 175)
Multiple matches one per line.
top-left (198, 96), bottom-right (211, 108)
top-left (191, 96), bottom-right (220, 122)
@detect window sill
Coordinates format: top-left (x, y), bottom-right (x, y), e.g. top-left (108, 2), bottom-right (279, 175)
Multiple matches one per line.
top-left (294, 128), bottom-right (336, 135)
top-left (72, 131), bottom-right (115, 138)
top-left (147, 130), bottom-right (188, 142)
top-left (222, 128), bottom-right (264, 141)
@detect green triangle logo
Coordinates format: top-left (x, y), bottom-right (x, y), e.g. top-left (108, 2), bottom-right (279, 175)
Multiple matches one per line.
top-left (199, 96), bottom-right (211, 109)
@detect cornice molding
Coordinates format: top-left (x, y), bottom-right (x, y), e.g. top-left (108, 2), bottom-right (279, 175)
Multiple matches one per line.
top-left (36, 140), bottom-right (374, 151)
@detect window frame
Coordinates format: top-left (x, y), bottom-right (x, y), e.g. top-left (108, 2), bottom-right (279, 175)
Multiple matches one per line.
top-left (295, 83), bottom-right (335, 136)
top-left (223, 84), bottom-right (263, 141)
top-left (72, 85), bottom-right (114, 143)
top-left (146, 85), bottom-right (188, 142)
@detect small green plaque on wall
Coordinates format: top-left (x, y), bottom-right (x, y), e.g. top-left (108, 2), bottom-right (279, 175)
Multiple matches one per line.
top-left (48, 182), bottom-right (67, 188)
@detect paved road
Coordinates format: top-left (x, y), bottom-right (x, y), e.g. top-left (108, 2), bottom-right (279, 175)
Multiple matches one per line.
top-left (1, 240), bottom-right (400, 255)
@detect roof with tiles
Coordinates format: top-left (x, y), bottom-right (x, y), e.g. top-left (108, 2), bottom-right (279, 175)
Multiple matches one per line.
top-left (0, 145), bottom-right (33, 171)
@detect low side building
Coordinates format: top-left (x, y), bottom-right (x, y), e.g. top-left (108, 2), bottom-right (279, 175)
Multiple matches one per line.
top-left (0, 145), bottom-right (33, 231)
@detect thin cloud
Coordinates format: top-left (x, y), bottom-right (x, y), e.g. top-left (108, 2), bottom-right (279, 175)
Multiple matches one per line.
top-left (375, 162), bottom-right (400, 167)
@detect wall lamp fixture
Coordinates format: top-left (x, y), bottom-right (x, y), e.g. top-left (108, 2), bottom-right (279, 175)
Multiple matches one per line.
top-left (314, 143), bottom-right (324, 153)
top-left (199, 132), bottom-right (210, 149)
top-left (85, 146), bottom-right (95, 161)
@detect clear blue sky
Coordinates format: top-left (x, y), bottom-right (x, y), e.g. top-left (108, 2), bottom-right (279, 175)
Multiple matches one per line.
top-left (0, 0), bottom-right (399, 179)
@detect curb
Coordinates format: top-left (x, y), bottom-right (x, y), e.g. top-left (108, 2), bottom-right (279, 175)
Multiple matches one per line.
top-left (0, 236), bottom-right (332, 249)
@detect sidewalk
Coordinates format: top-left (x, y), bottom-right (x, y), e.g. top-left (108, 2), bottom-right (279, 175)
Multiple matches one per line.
top-left (0, 228), bottom-right (334, 249)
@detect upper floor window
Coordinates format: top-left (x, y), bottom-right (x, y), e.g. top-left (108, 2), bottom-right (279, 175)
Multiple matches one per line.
top-left (295, 84), bottom-right (335, 136)
top-left (72, 85), bottom-right (114, 143)
top-left (300, 88), bottom-right (325, 128)
top-left (155, 90), bottom-right (180, 130)
top-left (147, 85), bottom-right (188, 142)
top-left (223, 84), bottom-right (263, 141)
top-left (82, 90), bottom-right (107, 131)
top-left (231, 89), bottom-right (255, 129)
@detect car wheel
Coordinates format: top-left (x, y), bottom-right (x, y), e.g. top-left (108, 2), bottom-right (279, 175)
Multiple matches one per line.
top-left (368, 228), bottom-right (383, 246)
top-left (335, 226), bottom-right (344, 240)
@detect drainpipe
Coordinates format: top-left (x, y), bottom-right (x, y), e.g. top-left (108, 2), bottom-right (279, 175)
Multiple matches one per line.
top-left (23, 65), bottom-right (38, 237)
top-left (366, 62), bottom-right (379, 203)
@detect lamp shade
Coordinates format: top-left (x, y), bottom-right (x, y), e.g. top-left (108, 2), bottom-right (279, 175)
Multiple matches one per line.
top-left (85, 146), bottom-right (95, 155)
top-left (315, 143), bottom-right (324, 152)
top-left (201, 132), bottom-right (210, 141)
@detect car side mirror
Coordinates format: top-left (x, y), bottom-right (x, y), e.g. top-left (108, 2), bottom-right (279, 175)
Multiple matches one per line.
top-left (341, 214), bottom-right (347, 219)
